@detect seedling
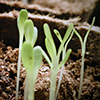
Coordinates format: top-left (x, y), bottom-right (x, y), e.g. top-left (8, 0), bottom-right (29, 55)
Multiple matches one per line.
top-left (54, 29), bottom-right (74, 98)
top-left (21, 19), bottom-right (42, 100)
top-left (73, 17), bottom-right (95, 99)
top-left (16, 9), bottom-right (28, 100)
top-left (21, 42), bottom-right (42, 100)
top-left (39, 23), bottom-right (73, 100)
top-left (16, 9), bottom-right (95, 100)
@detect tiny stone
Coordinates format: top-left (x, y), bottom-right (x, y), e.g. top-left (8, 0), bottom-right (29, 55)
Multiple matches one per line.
top-left (2, 92), bottom-right (8, 98)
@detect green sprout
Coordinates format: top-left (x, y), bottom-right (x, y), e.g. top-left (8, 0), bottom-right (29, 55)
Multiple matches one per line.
top-left (24, 19), bottom-right (38, 47)
top-left (39, 23), bottom-right (73, 100)
top-left (21, 42), bottom-right (42, 100)
top-left (54, 28), bottom-right (74, 98)
top-left (21, 19), bottom-right (42, 100)
top-left (73, 17), bottom-right (95, 99)
top-left (16, 9), bottom-right (28, 100)
top-left (16, 9), bottom-right (95, 100)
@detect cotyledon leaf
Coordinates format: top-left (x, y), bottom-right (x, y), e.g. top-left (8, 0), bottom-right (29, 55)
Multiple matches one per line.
top-left (32, 46), bottom-right (43, 80)
top-left (58, 23), bottom-right (73, 57)
top-left (17, 9), bottom-right (28, 39)
top-left (32, 27), bottom-right (38, 47)
top-left (57, 49), bottom-right (72, 71)
top-left (43, 23), bottom-right (56, 56)
top-left (39, 46), bottom-right (53, 68)
top-left (54, 29), bottom-right (62, 43)
top-left (45, 38), bottom-right (56, 60)
top-left (24, 20), bottom-right (34, 46)
top-left (21, 41), bottom-right (34, 71)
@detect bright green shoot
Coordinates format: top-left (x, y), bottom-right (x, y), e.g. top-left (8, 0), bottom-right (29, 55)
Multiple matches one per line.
top-left (21, 18), bottom-right (40, 100)
top-left (54, 28), bottom-right (74, 98)
top-left (21, 42), bottom-right (34, 100)
top-left (73, 17), bottom-right (95, 99)
top-left (21, 42), bottom-right (42, 100)
top-left (16, 9), bottom-right (28, 100)
top-left (24, 19), bottom-right (38, 47)
top-left (42, 23), bottom-right (73, 100)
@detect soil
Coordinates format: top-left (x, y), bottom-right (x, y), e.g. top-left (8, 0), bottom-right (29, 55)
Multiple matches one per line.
top-left (0, 0), bottom-right (98, 22)
top-left (0, 40), bottom-right (100, 100)
top-left (0, 0), bottom-right (100, 100)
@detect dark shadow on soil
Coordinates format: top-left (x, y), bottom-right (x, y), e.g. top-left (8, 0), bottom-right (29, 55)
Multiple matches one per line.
top-left (88, 0), bottom-right (100, 26)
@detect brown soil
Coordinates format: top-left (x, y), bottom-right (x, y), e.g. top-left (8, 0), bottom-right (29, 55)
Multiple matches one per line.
top-left (30, 0), bottom-right (97, 21)
top-left (0, 0), bottom-right (98, 21)
top-left (0, 40), bottom-right (100, 100)
top-left (0, 0), bottom-right (100, 100)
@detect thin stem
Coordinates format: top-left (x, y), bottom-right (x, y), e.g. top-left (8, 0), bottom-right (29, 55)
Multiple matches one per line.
top-left (28, 74), bottom-right (35, 100)
top-left (78, 52), bottom-right (85, 99)
top-left (55, 64), bottom-right (64, 98)
top-left (16, 40), bottom-right (22, 100)
top-left (24, 75), bottom-right (28, 100)
top-left (84, 17), bottom-right (95, 47)
top-left (49, 67), bottom-right (58, 100)
top-left (74, 29), bottom-right (83, 47)
top-left (55, 48), bottom-right (65, 98)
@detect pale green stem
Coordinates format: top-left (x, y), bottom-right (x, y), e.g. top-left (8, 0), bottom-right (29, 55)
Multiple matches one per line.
top-left (28, 71), bottom-right (35, 100)
top-left (78, 47), bottom-right (85, 99)
top-left (55, 49), bottom-right (65, 98)
top-left (24, 75), bottom-right (28, 100)
top-left (78, 52), bottom-right (85, 99)
top-left (49, 66), bottom-right (58, 100)
top-left (16, 39), bottom-right (22, 100)
top-left (56, 64), bottom-right (64, 98)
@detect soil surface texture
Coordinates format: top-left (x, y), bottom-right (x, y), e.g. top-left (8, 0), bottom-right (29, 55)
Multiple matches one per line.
top-left (0, 41), bottom-right (100, 100)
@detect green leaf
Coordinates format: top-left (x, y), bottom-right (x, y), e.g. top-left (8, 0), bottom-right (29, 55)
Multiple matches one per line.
top-left (32, 27), bottom-right (38, 46)
top-left (45, 38), bottom-right (56, 60)
top-left (39, 46), bottom-right (53, 68)
top-left (43, 23), bottom-right (53, 42)
top-left (21, 41), bottom-right (34, 71)
top-left (24, 20), bottom-right (34, 45)
top-left (74, 28), bottom-right (83, 47)
top-left (32, 46), bottom-right (43, 80)
top-left (63, 23), bottom-right (73, 44)
top-left (64, 30), bottom-right (74, 53)
top-left (84, 17), bottom-right (95, 50)
top-left (57, 49), bottom-right (72, 70)
top-left (53, 29), bottom-right (62, 43)
top-left (17, 9), bottom-right (28, 40)
top-left (33, 46), bottom-right (42, 69)
top-left (43, 23), bottom-right (56, 56)
top-left (58, 23), bottom-right (73, 57)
